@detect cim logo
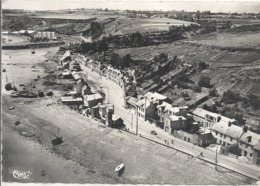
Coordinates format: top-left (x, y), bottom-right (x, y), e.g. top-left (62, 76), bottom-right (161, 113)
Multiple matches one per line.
top-left (8, 167), bottom-right (33, 181)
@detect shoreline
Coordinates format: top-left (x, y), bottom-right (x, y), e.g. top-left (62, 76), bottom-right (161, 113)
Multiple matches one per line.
top-left (1, 48), bottom-right (247, 184)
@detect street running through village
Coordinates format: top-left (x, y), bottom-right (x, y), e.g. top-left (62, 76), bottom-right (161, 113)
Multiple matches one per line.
top-left (78, 60), bottom-right (260, 182)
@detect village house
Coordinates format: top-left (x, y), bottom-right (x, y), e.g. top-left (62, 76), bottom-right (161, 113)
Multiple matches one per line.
top-left (173, 130), bottom-right (215, 147)
top-left (106, 66), bottom-right (123, 85)
top-left (60, 96), bottom-right (83, 105)
top-left (74, 79), bottom-right (87, 96)
top-left (62, 71), bottom-right (73, 79)
top-left (212, 121), bottom-right (260, 165)
top-left (92, 61), bottom-right (105, 75)
top-left (164, 115), bottom-right (187, 135)
top-left (192, 108), bottom-right (236, 128)
top-left (83, 93), bottom-right (103, 108)
top-left (69, 60), bottom-right (81, 71)
top-left (71, 72), bottom-right (82, 81)
top-left (91, 103), bottom-right (118, 126)
top-left (75, 54), bottom-right (87, 64)
top-left (81, 85), bottom-right (91, 96)
top-left (60, 50), bottom-right (71, 66)
top-left (135, 98), bottom-right (157, 121)
top-left (125, 96), bottom-right (138, 110)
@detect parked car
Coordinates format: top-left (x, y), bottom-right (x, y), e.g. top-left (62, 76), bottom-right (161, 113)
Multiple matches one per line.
top-left (151, 130), bottom-right (157, 135)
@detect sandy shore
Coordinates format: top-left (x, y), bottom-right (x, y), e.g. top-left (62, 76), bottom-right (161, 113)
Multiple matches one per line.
top-left (1, 48), bottom-right (246, 184)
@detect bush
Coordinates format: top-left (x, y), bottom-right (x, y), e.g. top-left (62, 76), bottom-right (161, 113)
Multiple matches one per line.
top-left (221, 90), bottom-right (240, 104)
top-left (198, 76), bottom-right (212, 88)
top-left (198, 62), bottom-right (207, 70)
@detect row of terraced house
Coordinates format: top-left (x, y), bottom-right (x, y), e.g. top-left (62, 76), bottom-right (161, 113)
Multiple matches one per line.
top-left (67, 52), bottom-right (260, 166)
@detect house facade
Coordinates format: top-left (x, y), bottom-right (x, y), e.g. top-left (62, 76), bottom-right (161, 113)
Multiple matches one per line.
top-left (212, 121), bottom-right (260, 165)
top-left (83, 93), bottom-right (103, 108)
top-left (193, 108), bottom-right (236, 128)
top-left (164, 115), bottom-right (187, 135)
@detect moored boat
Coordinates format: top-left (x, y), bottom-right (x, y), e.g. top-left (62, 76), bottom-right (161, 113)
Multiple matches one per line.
top-left (5, 83), bottom-right (12, 90)
top-left (114, 163), bottom-right (124, 172)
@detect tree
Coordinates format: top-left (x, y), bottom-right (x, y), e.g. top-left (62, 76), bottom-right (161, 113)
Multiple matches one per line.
top-left (198, 62), bottom-right (207, 70)
top-left (221, 90), bottom-right (240, 104)
top-left (198, 76), bottom-right (212, 88)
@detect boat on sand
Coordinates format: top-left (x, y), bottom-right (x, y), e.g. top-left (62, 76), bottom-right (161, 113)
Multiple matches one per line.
top-left (114, 163), bottom-right (124, 172)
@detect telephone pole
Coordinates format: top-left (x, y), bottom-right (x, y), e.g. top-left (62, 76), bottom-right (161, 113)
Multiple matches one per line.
top-left (215, 144), bottom-right (218, 171)
top-left (136, 107), bottom-right (138, 135)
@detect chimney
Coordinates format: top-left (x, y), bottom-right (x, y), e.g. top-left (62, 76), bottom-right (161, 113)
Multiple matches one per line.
top-left (243, 126), bottom-right (248, 133)
top-left (217, 116), bottom-right (221, 122)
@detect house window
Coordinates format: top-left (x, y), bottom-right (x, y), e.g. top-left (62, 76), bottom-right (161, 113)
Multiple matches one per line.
top-left (245, 144), bottom-right (248, 149)
top-left (188, 138), bottom-right (190, 142)
top-left (224, 135), bottom-right (226, 139)
top-left (244, 151), bottom-right (247, 156)
top-left (219, 140), bottom-right (222, 144)
top-left (184, 137), bottom-right (186, 141)
top-left (250, 153), bottom-right (253, 157)
top-left (223, 141), bottom-right (226, 146)
top-left (215, 131), bottom-right (218, 136)
top-left (230, 137), bottom-right (233, 142)
top-left (220, 133), bottom-right (223, 137)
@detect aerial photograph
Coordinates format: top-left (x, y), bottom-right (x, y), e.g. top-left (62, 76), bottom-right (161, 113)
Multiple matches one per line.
top-left (1, 0), bottom-right (260, 185)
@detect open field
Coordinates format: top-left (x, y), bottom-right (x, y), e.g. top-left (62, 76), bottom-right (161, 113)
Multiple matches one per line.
top-left (188, 32), bottom-right (260, 49)
top-left (103, 17), bottom-right (195, 36)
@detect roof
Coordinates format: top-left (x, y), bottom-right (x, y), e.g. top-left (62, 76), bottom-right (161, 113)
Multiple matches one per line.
top-left (199, 133), bottom-right (215, 141)
top-left (62, 72), bottom-right (71, 76)
top-left (84, 93), bottom-right (103, 101)
top-left (127, 97), bottom-right (138, 106)
top-left (157, 101), bottom-right (171, 109)
top-left (61, 96), bottom-right (82, 102)
top-left (136, 99), bottom-right (145, 107)
top-left (193, 108), bottom-right (235, 123)
top-left (212, 121), bottom-right (260, 147)
top-left (152, 92), bottom-right (167, 100)
top-left (72, 73), bottom-right (82, 81)
top-left (164, 104), bottom-right (185, 114)
top-left (60, 51), bottom-right (71, 61)
top-left (193, 108), bottom-right (219, 118)
top-left (169, 115), bottom-right (187, 121)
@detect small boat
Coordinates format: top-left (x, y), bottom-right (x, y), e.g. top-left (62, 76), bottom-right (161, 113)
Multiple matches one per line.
top-left (5, 83), bottom-right (12, 90)
top-left (2, 69), bottom-right (6, 72)
top-left (21, 92), bottom-right (37, 98)
top-left (114, 163), bottom-right (124, 172)
top-left (10, 92), bottom-right (21, 98)
top-left (5, 76), bottom-right (12, 90)
top-left (31, 51), bottom-right (35, 54)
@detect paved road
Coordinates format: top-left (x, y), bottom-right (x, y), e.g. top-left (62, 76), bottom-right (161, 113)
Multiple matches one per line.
top-left (79, 61), bottom-right (260, 181)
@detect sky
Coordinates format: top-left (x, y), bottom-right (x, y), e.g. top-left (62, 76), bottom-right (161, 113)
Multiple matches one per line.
top-left (2, 0), bottom-right (260, 13)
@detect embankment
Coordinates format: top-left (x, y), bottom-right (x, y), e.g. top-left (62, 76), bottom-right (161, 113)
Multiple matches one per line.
top-left (2, 41), bottom-right (65, 50)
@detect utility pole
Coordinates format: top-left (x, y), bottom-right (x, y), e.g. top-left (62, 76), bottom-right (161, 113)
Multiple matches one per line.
top-left (215, 144), bottom-right (218, 171)
top-left (136, 107), bottom-right (138, 135)
top-left (131, 112), bottom-right (133, 130)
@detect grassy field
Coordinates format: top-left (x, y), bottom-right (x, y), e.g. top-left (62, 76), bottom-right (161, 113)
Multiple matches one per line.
top-left (103, 17), bottom-right (195, 36)
top-left (188, 32), bottom-right (260, 49)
